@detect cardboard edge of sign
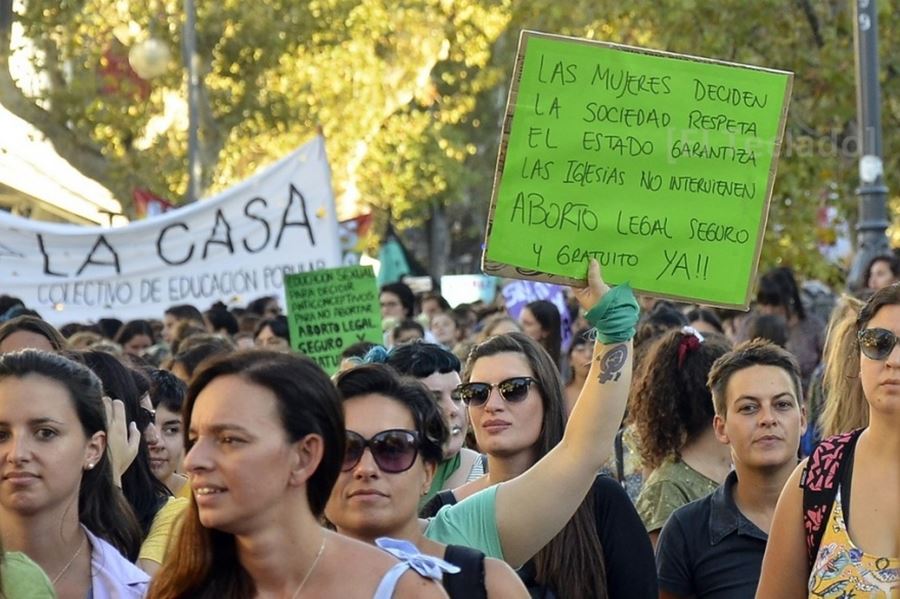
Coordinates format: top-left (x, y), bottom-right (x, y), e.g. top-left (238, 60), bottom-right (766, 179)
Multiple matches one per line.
top-left (480, 29), bottom-right (795, 312)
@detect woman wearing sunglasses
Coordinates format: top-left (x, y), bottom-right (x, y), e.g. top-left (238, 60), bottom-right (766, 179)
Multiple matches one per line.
top-left (757, 283), bottom-right (900, 598)
top-left (327, 364), bottom-right (528, 598)
top-left (413, 261), bottom-right (654, 597)
top-left (0, 350), bottom-right (148, 598)
top-left (148, 351), bottom-right (447, 598)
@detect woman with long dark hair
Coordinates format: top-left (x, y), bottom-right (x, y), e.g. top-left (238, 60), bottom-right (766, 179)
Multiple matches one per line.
top-left (148, 351), bottom-right (447, 598)
top-left (421, 261), bottom-right (655, 598)
top-left (0, 350), bottom-right (146, 597)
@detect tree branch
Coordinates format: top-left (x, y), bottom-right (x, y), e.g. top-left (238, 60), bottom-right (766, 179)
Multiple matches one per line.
top-left (0, 0), bottom-right (144, 215)
top-left (796, 0), bottom-right (825, 48)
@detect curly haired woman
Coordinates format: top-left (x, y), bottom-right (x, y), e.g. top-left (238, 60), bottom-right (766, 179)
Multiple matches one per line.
top-left (630, 327), bottom-right (733, 547)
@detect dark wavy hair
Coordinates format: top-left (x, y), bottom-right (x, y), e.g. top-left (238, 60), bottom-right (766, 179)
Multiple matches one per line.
top-left (334, 363), bottom-right (446, 466)
top-left (149, 351), bottom-right (344, 599)
top-left (77, 350), bottom-right (171, 535)
top-left (628, 329), bottom-right (732, 469)
top-left (465, 332), bottom-right (606, 599)
top-left (385, 341), bottom-right (461, 378)
top-left (0, 350), bottom-right (143, 560)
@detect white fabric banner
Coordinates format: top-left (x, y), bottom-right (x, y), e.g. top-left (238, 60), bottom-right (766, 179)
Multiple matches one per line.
top-left (0, 136), bottom-right (341, 325)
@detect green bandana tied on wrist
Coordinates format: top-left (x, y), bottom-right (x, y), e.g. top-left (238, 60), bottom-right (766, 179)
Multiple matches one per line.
top-left (584, 284), bottom-right (640, 344)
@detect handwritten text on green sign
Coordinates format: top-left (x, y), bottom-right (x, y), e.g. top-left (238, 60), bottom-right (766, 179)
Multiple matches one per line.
top-left (484, 33), bottom-right (791, 307)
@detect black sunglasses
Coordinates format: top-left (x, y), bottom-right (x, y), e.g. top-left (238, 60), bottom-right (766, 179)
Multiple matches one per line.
top-left (454, 377), bottom-right (536, 407)
top-left (136, 407), bottom-right (156, 431)
top-left (342, 429), bottom-right (420, 473)
top-left (858, 327), bottom-right (900, 361)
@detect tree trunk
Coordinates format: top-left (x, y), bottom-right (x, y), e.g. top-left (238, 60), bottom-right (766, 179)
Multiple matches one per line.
top-left (428, 200), bottom-right (449, 281)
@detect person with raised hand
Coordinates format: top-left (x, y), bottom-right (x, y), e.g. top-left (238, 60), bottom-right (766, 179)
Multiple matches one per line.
top-left (148, 351), bottom-right (447, 599)
top-left (756, 284), bottom-right (900, 598)
top-left (418, 259), bottom-right (655, 598)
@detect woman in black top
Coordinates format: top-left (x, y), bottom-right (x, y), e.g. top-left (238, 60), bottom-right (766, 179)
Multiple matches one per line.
top-left (422, 332), bottom-right (657, 599)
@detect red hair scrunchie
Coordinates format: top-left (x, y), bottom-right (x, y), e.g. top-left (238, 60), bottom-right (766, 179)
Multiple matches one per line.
top-left (677, 328), bottom-right (704, 369)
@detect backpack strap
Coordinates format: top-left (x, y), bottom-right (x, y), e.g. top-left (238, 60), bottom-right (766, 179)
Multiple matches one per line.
top-left (801, 428), bottom-right (863, 570)
top-left (443, 544), bottom-right (487, 599)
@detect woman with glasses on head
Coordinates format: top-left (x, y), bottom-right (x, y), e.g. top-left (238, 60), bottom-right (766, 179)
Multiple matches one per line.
top-left (148, 351), bottom-right (447, 599)
top-left (327, 364), bottom-right (528, 598)
top-left (418, 260), bottom-right (655, 598)
top-left (757, 284), bottom-right (900, 598)
top-left (0, 350), bottom-right (147, 598)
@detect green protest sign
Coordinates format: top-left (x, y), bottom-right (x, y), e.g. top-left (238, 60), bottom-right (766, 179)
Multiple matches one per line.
top-left (483, 31), bottom-right (792, 309)
top-left (284, 265), bottom-right (382, 374)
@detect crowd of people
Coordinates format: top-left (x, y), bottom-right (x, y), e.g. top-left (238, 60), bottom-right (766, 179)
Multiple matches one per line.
top-left (0, 251), bottom-right (897, 598)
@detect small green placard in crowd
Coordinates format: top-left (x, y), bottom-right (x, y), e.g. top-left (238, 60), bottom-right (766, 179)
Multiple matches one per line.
top-left (284, 265), bottom-right (382, 374)
top-left (483, 31), bottom-right (793, 309)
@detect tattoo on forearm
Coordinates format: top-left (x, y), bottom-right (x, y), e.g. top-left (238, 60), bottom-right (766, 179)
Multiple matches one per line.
top-left (598, 344), bottom-right (628, 384)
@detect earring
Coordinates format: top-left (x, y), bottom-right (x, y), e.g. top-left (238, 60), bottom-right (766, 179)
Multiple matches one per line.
top-left (85, 463), bottom-right (95, 470)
